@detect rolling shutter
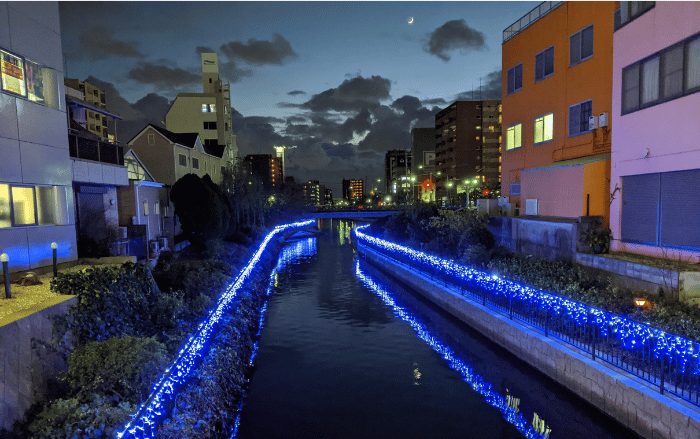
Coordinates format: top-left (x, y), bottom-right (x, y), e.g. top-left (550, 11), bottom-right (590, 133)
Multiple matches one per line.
top-left (621, 173), bottom-right (659, 244)
top-left (660, 169), bottom-right (700, 248)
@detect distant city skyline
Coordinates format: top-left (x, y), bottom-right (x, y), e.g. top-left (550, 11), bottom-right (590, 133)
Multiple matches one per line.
top-left (58, 1), bottom-right (538, 195)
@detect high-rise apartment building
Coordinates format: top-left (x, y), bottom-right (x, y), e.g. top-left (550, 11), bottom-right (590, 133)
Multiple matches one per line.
top-left (342, 178), bottom-right (364, 201)
top-left (166, 53), bottom-right (237, 162)
top-left (243, 154), bottom-right (282, 190)
top-left (501, 1), bottom-right (615, 221)
top-left (434, 100), bottom-right (501, 204)
top-left (302, 180), bottom-right (324, 206)
top-left (384, 150), bottom-right (412, 201)
top-left (64, 79), bottom-right (113, 139)
top-left (610, 1), bottom-right (700, 259)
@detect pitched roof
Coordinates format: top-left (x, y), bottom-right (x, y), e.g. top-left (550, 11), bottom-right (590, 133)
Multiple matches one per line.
top-left (147, 124), bottom-right (199, 148)
top-left (202, 142), bottom-right (226, 158)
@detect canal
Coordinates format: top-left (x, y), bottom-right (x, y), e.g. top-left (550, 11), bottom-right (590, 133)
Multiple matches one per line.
top-left (234, 219), bottom-right (640, 439)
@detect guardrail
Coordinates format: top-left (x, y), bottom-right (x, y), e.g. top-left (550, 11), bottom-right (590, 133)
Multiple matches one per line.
top-left (354, 225), bottom-right (700, 408)
top-left (118, 220), bottom-right (315, 439)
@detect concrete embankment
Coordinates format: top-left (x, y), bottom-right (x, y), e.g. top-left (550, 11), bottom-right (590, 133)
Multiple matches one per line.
top-left (357, 242), bottom-right (700, 439)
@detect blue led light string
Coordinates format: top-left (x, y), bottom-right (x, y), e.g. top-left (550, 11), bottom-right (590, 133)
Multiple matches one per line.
top-left (118, 220), bottom-right (315, 439)
top-left (354, 225), bottom-right (700, 404)
top-left (355, 259), bottom-right (549, 439)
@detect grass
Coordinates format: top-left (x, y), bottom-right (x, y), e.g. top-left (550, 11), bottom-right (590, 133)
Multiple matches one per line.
top-left (600, 250), bottom-right (700, 272)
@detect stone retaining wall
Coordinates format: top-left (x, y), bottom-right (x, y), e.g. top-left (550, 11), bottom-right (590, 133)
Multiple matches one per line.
top-left (358, 243), bottom-right (700, 439)
top-left (0, 297), bottom-right (76, 431)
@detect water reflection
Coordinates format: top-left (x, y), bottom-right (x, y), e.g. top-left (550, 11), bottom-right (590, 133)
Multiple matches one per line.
top-left (354, 258), bottom-right (549, 439)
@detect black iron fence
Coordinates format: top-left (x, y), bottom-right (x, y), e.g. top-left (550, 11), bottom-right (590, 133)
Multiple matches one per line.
top-left (68, 134), bottom-right (124, 166)
top-left (355, 229), bottom-right (700, 408)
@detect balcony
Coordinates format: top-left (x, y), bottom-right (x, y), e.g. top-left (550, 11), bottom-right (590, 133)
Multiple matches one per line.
top-left (68, 133), bottom-right (124, 166)
top-left (503, 1), bottom-right (564, 43)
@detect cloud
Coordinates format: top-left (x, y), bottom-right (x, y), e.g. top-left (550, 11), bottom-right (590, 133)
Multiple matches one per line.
top-left (287, 90), bottom-right (306, 96)
top-left (220, 33), bottom-right (298, 65)
top-left (422, 97), bottom-right (449, 106)
top-left (301, 75), bottom-right (391, 113)
top-left (78, 26), bottom-right (145, 60)
top-left (196, 46), bottom-right (217, 55)
top-left (127, 62), bottom-right (200, 90)
top-left (425, 19), bottom-right (485, 62)
top-left (454, 69), bottom-right (502, 100)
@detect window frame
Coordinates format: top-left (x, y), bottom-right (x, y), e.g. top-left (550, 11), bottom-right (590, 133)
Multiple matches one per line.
top-left (568, 100), bottom-right (593, 138)
top-left (505, 123), bottom-right (522, 151)
top-left (507, 63), bottom-right (523, 95)
top-left (192, 157), bottom-right (200, 169)
top-left (622, 33), bottom-right (700, 115)
top-left (533, 112), bottom-right (554, 145)
top-left (0, 46), bottom-right (58, 108)
top-left (178, 154), bottom-right (187, 167)
top-left (0, 183), bottom-right (68, 228)
top-left (570, 24), bottom-right (594, 67)
top-left (535, 46), bottom-right (555, 82)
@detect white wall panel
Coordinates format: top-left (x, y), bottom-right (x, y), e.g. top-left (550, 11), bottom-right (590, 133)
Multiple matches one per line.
top-left (71, 159), bottom-right (88, 182)
top-left (0, 137), bottom-right (22, 182)
top-left (6, 2), bottom-right (59, 34)
top-left (0, 3), bottom-right (10, 50)
top-left (7, 5), bottom-right (62, 70)
top-left (115, 166), bottom-right (128, 185)
top-left (0, 92), bottom-right (18, 140)
top-left (20, 142), bottom-right (71, 186)
top-left (87, 162), bottom-right (102, 184)
top-left (16, 100), bottom-right (68, 149)
top-left (0, 228), bottom-right (30, 271)
top-left (26, 224), bottom-right (77, 268)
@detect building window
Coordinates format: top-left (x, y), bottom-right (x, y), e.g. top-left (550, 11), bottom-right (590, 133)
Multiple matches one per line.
top-left (622, 35), bottom-right (700, 114)
top-left (534, 113), bottom-right (554, 144)
top-left (570, 24), bottom-right (594, 67)
top-left (569, 100), bottom-right (593, 137)
top-left (507, 63), bottom-right (523, 95)
top-left (617, 1), bottom-right (655, 30)
top-left (506, 123), bottom-right (522, 150)
top-left (201, 103), bottom-right (216, 113)
top-left (148, 134), bottom-right (155, 145)
top-left (142, 200), bottom-right (149, 216)
top-left (535, 46), bottom-right (554, 82)
top-left (204, 121), bottom-right (217, 129)
top-left (192, 158), bottom-right (199, 169)
top-left (154, 201), bottom-right (160, 215)
top-left (1, 47), bottom-right (59, 109)
top-left (179, 154), bottom-right (187, 166)
top-left (0, 184), bottom-right (68, 227)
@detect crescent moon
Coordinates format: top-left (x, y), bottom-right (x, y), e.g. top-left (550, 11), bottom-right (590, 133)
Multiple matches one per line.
top-left (408, 17), bottom-right (414, 24)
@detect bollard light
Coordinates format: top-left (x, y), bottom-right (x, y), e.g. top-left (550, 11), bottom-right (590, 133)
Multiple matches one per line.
top-left (634, 297), bottom-right (649, 312)
top-left (1, 253), bottom-right (10, 299)
top-left (51, 242), bottom-right (58, 278)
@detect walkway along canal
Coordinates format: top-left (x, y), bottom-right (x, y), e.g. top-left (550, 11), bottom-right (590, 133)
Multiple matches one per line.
top-left (234, 219), bottom-right (640, 439)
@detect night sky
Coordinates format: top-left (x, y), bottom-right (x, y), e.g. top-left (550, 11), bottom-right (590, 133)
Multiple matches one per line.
top-left (58, 1), bottom-right (538, 195)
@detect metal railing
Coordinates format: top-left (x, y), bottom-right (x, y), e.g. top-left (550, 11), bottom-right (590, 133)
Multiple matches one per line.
top-left (503, 1), bottom-right (564, 43)
top-left (355, 228), bottom-right (700, 408)
top-left (68, 133), bottom-right (124, 166)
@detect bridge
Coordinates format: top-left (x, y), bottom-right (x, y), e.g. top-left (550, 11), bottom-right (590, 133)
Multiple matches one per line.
top-left (304, 209), bottom-right (401, 219)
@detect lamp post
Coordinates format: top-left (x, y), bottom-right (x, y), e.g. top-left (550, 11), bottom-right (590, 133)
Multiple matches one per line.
top-left (51, 242), bottom-right (58, 277)
top-left (1, 253), bottom-right (9, 299)
top-left (447, 181), bottom-right (454, 207)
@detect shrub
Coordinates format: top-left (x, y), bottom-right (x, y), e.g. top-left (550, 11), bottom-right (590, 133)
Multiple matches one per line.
top-left (64, 336), bottom-right (168, 404)
top-left (153, 259), bottom-right (231, 302)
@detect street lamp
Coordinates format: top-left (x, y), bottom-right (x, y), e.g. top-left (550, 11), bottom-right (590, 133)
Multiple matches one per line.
top-left (447, 181), bottom-right (454, 206)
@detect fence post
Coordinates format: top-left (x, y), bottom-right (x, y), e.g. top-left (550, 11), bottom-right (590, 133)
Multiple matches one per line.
top-left (509, 294), bottom-right (513, 319)
top-left (544, 308), bottom-right (549, 337)
top-left (589, 309), bottom-right (596, 361)
top-left (659, 357), bottom-right (665, 395)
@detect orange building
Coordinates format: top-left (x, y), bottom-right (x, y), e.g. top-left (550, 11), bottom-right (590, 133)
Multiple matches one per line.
top-left (501, 1), bottom-right (616, 224)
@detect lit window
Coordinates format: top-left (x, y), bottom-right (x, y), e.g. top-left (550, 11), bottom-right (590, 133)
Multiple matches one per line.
top-left (534, 113), bottom-right (554, 144)
top-left (143, 200), bottom-right (149, 216)
top-left (1, 49), bottom-right (26, 96)
top-left (569, 100), bottom-right (592, 137)
top-left (12, 186), bottom-right (35, 225)
top-left (570, 24), bottom-right (594, 67)
top-left (506, 123), bottom-right (522, 150)
top-left (202, 104), bottom-right (208, 112)
top-left (154, 201), bottom-right (160, 215)
top-left (0, 184), bottom-right (10, 228)
top-left (475, 126), bottom-right (481, 130)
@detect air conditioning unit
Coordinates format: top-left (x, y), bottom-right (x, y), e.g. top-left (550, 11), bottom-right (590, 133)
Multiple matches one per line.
top-left (525, 199), bottom-right (539, 216)
top-left (588, 116), bottom-right (598, 130)
top-left (599, 112), bottom-right (608, 127)
top-left (158, 237), bottom-right (168, 250)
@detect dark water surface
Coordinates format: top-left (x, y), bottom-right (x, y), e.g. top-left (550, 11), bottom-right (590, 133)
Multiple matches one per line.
top-left (235, 220), bottom-right (640, 439)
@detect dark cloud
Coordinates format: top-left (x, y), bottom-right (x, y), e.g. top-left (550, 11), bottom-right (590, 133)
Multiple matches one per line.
top-left (391, 95), bottom-right (422, 115)
top-left (287, 90), bottom-right (306, 96)
top-left (127, 62), bottom-right (200, 90)
top-left (454, 69), bottom-right (502, 100)
top-left (322, 142), bottom-right (356, 160)
top-left (286, 115), bottom-right (308, 123)
top-left (220, 33), bottom-right (298, 66)
top-left (219, 60), bottom-right (253, 84)
top-left (422, 97), bottom-right (449, 106)
top-left (195, 46), bottom-right (216, 55)
top-left (425, 19), bottom-right (485, 62)
top-left (301, 75), bottom-right (391, 113)
top-left (78, 26), bottom-right (145, 60)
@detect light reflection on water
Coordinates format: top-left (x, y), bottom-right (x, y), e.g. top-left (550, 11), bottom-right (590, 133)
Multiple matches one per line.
top-left (234, 220), bottom-right (641, 439)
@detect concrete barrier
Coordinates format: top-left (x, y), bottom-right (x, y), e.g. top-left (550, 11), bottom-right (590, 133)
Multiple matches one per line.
top-left (358, 243), bottom-right (700, 439)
